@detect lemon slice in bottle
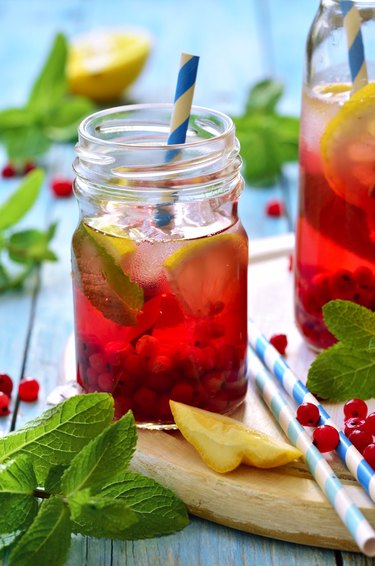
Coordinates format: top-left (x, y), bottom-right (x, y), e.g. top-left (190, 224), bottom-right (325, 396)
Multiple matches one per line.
top-left (170, 401), bottom-right (302, 474)
top-left (163, 233), bottom-right (248, 317)
top-left (321, 83), bottom-right (375, 210)
top-left (67, 29), bottom-right (152, 101)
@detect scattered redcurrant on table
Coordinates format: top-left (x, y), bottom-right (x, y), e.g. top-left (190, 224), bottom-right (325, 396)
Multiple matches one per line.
top-left (296, 402), bottom-right (320, 427)
top-left (344, 417), bottom-right (366, 437)
top-left (364, 412), bottom-right (375, 435)
top-left (18, 378), bottom-right (40, 402)
top-left (0, 392), bottom-right (10, 416)
top-left (348, 430), bottom-right (373, 454)
top-left (0, 373), bottom-right (13, 397)
top-left (269, 333), bottom-right (288, 355)
top-left (313, 425), bottom-right (339, 453)
top-left (344, 398), bottom-right (368, 420)
top-left (1, 163), bottom-right (15, 178)
top-left (265, 199), bottom-right (284, 217)
top-left (50, 177), bottom-right (73, 198)
top-left (363, 444), bottom-right (375, 469)
top-left (23, 161), bottom-right (36, 175)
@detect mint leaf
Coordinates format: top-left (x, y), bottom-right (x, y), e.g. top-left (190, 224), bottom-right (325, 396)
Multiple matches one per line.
top-left (0, 107), bottom-right (35, 129)
top-left (62, 411), bottom-right (137, 496)
top-left (9, 497), bottom-right (71, 566)
top-left (6, 226), bottom-right (58, 264)
top-left (27, 33), bottom-right (67, 116)
top-left (44, 465), bottom-right (68, 496)
top-left (245, 79), bottom-right (284, 113)
top-left (0, 169), bottom-right (44, 231)
top-left (0, 458), bottom-right (38, 534)
top-left (43, 96), bottom-right (96, 142)
top-left (0, 263), bottom-right (36, 293)
top-left (307, 343), bottom-right (375, 401)
top-left (323, 300), bottom-right (375, 351)
top-left (0, 393), bottom-right (114, 481)
top-left (69, 489), bottom-right (138, 539)
top-left (2, 127), bottom-right (51, 161)
top-left (99, 471), bottom-right (189, 538)
top-left (0, 531), bottom-right (24, 554)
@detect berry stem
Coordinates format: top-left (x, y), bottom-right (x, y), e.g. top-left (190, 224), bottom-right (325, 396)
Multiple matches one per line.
top-left (33, 488), bottom-right (51, 499)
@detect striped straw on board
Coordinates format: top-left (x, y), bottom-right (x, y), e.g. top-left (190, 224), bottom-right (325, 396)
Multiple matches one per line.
top-left (155, 53), bottom-right (199, 228)
top-left (248, 319), bottom-right (375, 504)
top-left (248, 351), bottom-right (375, 557)
top-left (340, 0), bottom-right (368, 92)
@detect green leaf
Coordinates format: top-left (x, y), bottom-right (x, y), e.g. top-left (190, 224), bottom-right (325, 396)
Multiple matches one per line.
top-left (323, 300), bottom-right (375, 351)
top-left (27, 33), bottom-right (67, 116)
top-left (0, 168), bottom-right (44, 231)
top-left (0, 263), bottom-right (37, 293)
top-left (6, 227), bottom-right (58, 264)
top-left (0, 531), bottom-right (24, 556)
top-left (62, 411), bottom-right (137, 496)
top-left (245, 79), bottom-right (284, 113)
top-left (0, 393), bottom-right (114, 481)
top-left (2, 126), bottom-right (51, 161)
top-left (99, 471), bottom-right (189, 538)
top-left (9, 497), bottom-right (71, 566)
top-left (307, 343), bottom-right (375, 401)
top-left (0, 458), bottom-right (38, 534)
top-left (44, 465), bottom-right (68, 496)
top-left (0, 264), bottom-right (10, 288)
top-left (69, 489), bottom-right (138, 539)
top-left (0, 107), bottom-right (35, 130)
top-left (43, 96), bottom-right (96, 142)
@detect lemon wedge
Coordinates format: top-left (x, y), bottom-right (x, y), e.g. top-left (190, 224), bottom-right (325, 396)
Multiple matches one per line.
top-left (163, 234), bottom-right (248, 317)
top-left (170, 401), bottom-right (302, 474)
top-left (67, 29), bottom-right (152, 101)
top-left (321, 83), bottom-right (375, 210)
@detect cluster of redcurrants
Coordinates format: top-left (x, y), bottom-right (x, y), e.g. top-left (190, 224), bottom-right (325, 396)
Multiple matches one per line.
top-left (0, 374), bottom-right (40, 417)
top-left (297, 398), bottom-right (375, 468)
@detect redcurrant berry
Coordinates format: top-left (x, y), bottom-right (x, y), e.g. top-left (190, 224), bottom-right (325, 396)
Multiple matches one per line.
top-left (0, 392), bottom-right (10, 416)
top-left (344, 417), bottom-right (366, 437)
top-left (270, 334), bottom-right (288, 355)
top-left (1, 163), bottom-right (15, 178)
top-left (18, 378), bottom-right (40, 402)
top-left (0, 373), bottom-right (13, 396)
top-left (50, 177), bottom-right (73, 198)
top-left (133, 387), bottom-right (157, 408)
top-left (266, 200), bottom-right (284, 217)
top-left (296, 402), bottom-right (320, 427)
top-left (343, 398), bottom-right (368, 420)
top-left (135, 335), bottom-right (159, 360)
top-left (363, 444), bottom-right (375, 469)
top-left (348, 430), bottom-right (373, 454)
top-left (313, 425), bottom-right (339, 453)
top-left (364, 412), bottom-right (375, 435)
top-left (171, 382), bottom-right (195, 404)
top-left (23, 162), bottom-right (36, 175)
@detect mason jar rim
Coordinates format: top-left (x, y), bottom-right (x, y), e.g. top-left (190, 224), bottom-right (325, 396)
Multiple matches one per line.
top-left (78, 102), bottom-right (235, 150)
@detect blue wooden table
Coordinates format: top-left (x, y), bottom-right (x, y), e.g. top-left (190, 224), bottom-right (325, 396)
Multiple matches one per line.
top-left (0, 1), bottom-right (370, 564)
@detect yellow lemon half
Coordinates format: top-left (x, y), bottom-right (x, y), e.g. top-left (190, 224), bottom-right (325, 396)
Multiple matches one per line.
top-left (321, 83), bottom-right (375, 210)
top-left (68, 29), bottom-right (152, 101)
top-left (170, 401), bottom-right (302, 474)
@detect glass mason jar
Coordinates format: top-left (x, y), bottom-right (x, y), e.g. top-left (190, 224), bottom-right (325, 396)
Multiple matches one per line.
top-left (72, 104), bottom-right (248, 429)
top-left (295, 0), bottom-right (375, 350)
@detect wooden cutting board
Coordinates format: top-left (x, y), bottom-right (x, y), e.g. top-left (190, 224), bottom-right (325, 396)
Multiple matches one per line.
top-left (62, 236), bottom-right (375, 553)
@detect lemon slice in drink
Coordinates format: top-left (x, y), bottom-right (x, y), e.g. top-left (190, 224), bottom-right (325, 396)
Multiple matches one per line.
top-left (170, 401), bottom-right (302, 473)
top-left (67, 29), bottom-right (151, 101)
top-left (163, 233), bottom-right (248, 317)
top-left (321, 83), bottom-right (375, 209)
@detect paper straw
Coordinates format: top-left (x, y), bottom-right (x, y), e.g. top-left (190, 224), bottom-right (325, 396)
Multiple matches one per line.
top-left (248, 351), bottom-right (375, 557)
top-left (248, 320), bottom-right (375, 504)
top-left (340, 0), bottom-right (368, 92)
top-left (155, 53), bottom-right (199, 228)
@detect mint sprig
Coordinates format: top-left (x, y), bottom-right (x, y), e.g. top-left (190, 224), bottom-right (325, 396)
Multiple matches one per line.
top-left (0, 33), bottom-right (96, 163)
top-left (0, 169), bottom-right (59, 292)
top-left (307, 300), bottom-right (375, 400)
top-left (233, 79), bottom-right (299, 187)
top-left (0, 394), bottom-right (188, 566)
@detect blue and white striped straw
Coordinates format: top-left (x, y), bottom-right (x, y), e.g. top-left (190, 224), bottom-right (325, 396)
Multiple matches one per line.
top-left (340, 1), bottom-right (368, 92)
top-left (248, 351), bottom-right (375, 556)
top-left (155, 53), bottom-right (199, 227)
top-left (248, 320), bottom-right (375, 504)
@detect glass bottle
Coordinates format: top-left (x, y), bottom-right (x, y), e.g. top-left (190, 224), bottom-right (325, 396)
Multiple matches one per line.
top-left (295, 0), bottom-right (375, 350)
top-left (72, 104), bottom-right (248, 429)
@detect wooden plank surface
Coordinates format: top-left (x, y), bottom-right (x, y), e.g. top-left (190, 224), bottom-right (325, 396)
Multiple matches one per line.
top-left (0, 1), bottom-right (368, 565)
